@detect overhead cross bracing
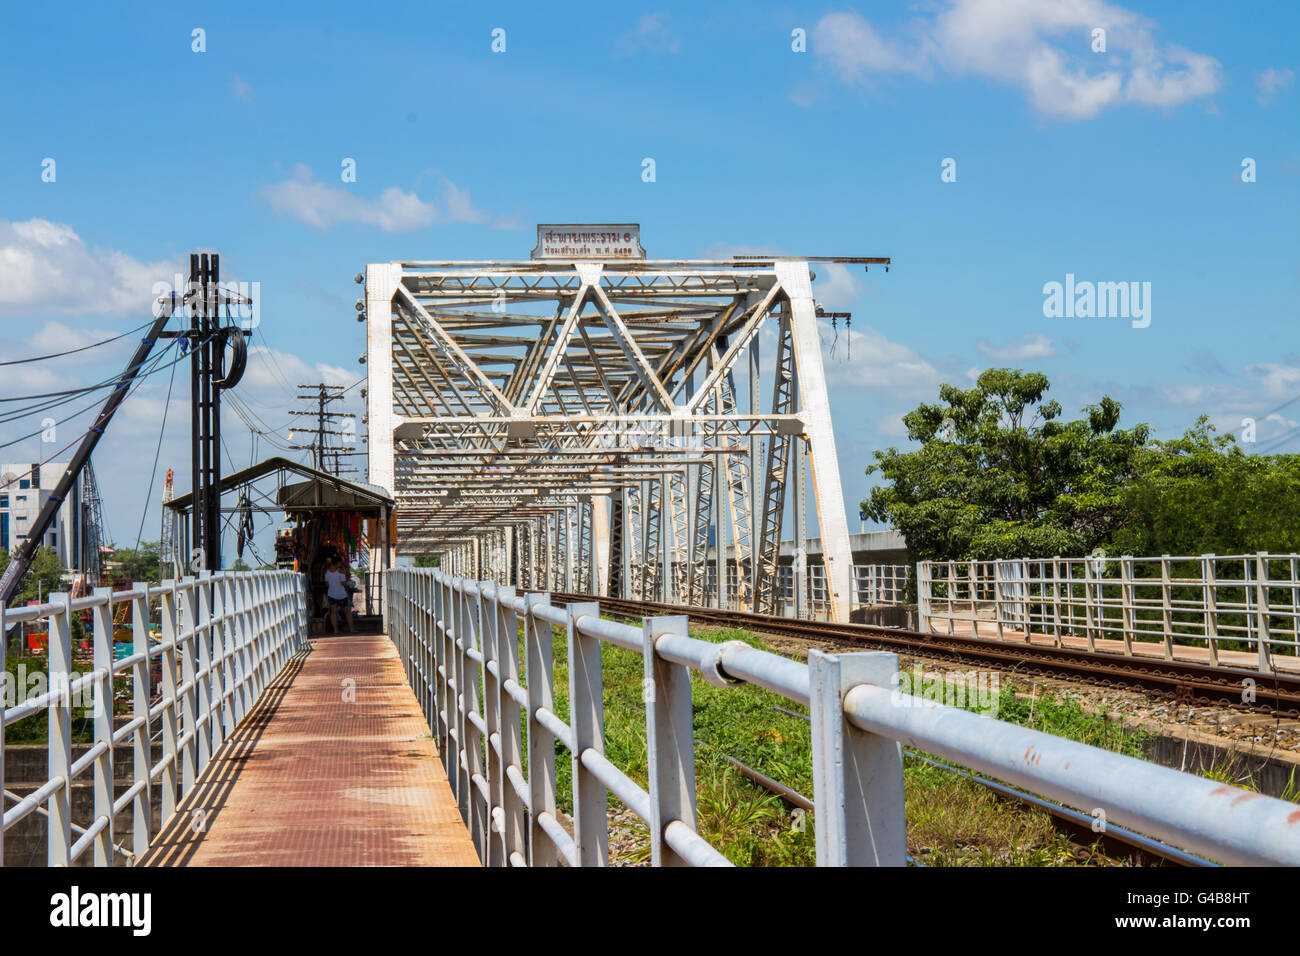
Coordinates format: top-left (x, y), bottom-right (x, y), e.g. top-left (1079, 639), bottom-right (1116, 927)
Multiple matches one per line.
top-left (364, 250), bottom-right (885, 622)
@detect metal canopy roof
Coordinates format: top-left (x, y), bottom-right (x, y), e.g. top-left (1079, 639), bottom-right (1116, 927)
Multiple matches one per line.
top-left (167, 456), bottom-right (393, 514)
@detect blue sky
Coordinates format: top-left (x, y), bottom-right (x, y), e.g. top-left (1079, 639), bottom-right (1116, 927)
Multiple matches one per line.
top-left (1, 1), bottom-right (1297, 563)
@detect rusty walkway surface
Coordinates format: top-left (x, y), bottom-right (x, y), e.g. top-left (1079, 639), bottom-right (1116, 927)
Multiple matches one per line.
top-left (140, 634), bottom-right (479, 867)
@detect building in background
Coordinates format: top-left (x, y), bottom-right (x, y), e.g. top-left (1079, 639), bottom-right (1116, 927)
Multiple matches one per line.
top-left (0, 461), bottom-right (82, 570)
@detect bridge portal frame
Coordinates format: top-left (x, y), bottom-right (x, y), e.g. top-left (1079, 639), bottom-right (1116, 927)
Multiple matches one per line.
top-left (364, 255), bottom-right (862, 621)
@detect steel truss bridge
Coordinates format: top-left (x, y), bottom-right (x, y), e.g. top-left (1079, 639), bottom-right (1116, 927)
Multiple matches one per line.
top-left (363, 252), bottom-right (875, 622)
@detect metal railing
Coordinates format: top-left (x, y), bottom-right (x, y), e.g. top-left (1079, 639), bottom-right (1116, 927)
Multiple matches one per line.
top-left (918, 553), bottom-right (1300, 671)
top-left (388, 568), bottom-right (1300, 867)
top-left (1, 570), bottom-right (308, 866)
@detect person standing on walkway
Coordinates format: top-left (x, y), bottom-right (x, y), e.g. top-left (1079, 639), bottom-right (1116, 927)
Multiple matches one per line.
top-left (323, 558), bottom-right (354, 634)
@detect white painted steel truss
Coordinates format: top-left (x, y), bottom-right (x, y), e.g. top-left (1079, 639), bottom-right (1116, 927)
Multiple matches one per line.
top-left (365, 256), bottom-right (858, 620)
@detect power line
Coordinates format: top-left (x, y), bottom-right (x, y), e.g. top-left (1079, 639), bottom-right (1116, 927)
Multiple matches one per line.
top-left (0, 343), bottom-right (182, 450)
top-left (0, 318), bottom-right (155, 366)
top-left (0, 341), bottom-right (185, 424)
top-left (129, 351), bottom-right (179, 557)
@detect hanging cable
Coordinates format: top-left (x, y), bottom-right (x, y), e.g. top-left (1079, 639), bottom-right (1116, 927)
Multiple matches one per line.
top-left (0, 343), bottom-right (186, 427)
top-left (128, 351), bottom-right (179, 557)
top-left (0, 318), bottom-right (155, 366)
top-left (0, 342), bottom-right (181, 450)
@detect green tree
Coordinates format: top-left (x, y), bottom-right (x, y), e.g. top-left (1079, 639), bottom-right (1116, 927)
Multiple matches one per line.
top-left (864, 369), bottom-right (1150, 562)
top-left (108, 541), bottom-right (162, 582)
top-left (1110, 417), bottom-right (1300, 556)
top-left (414, 555), bottom-right (440, 568)
top-left (0, 545), bottom-right (67, 603)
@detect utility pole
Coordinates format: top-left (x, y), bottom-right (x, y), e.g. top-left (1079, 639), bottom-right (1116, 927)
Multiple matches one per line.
top-left (288, 383), bottom-right (356, 476)
top-left (162, 254), bottom-right (249, 573)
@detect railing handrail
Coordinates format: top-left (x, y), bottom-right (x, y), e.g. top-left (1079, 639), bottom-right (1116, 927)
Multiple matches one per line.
top-left (917, 552), bottom-right (1300, 670)
top-left (1, 569), bottom-right (309, 867)
top-left (389, 567), bottom-right (1300, 868)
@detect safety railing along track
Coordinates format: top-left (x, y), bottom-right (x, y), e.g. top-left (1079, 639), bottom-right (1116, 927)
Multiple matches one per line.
top-left (920, 553), bottom-right (1300, 673)
top-left (1, 570), bottom-right (308, 866)
top-left (388, 568), bottom-right (1300, 867)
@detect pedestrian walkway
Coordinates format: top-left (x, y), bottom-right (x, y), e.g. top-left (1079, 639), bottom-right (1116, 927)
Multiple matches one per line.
top-left (140, 633), bottom-right (478, 866)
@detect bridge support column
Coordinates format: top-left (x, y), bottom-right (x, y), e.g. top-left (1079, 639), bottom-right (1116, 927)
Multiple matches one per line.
top-left (591, 494), bottom-right (610, 597)
top-left (775, 262), bottom-right (854, 623)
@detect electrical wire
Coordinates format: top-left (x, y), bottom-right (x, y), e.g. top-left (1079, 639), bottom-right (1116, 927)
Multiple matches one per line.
top-left (129, 353), bottom-right (178, 556)
top-left (0, 343), bottom-right (186, 429)
top-left (0, 342), bottom-right (182, 451)
top-left (0, 318), bottom-right (155, 366)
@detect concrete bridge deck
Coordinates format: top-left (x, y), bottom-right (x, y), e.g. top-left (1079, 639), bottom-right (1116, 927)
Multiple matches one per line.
top-left (139, 633), bottom-right (478, 867)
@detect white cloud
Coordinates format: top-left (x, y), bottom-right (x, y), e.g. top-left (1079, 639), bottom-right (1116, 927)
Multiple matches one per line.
top-left (260, 165), bottom-right (511, 233)
top-left (976, 332), bottom-right (1057, 361)
top-left (614, 13), bottom-right (682, 57)
top-left (1256, 66), bottom-right (1294, 105)
top-left (811, 262), bottom-right (864, 310)
top-left (821, 322), bottom-right (943, 392)
top-left (0, 219), bottom-right (180, 316)
top-left (231, 75), bottom-right (252, 101)
top-left (811, 1), bottom-right (1223, 120)
top-left (1244, 361), bottom-right (1300, 400)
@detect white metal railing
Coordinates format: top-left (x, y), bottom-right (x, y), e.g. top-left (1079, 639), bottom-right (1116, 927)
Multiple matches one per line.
top-left (852, 564), bottom-right (910, 606)
top-left (387, 568), bottom-right (1300, 867)
top-left (1, 570), bottom-right (308, 866)
top-left (918, 554), bottom-right (1300, 671)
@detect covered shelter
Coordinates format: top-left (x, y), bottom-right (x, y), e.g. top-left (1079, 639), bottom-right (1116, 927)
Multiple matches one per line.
top-left (165, 457), bottom-right (395, 632)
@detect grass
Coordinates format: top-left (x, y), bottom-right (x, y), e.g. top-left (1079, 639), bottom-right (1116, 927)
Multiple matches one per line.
top-left (512, 620), bottom-right (1154, 866)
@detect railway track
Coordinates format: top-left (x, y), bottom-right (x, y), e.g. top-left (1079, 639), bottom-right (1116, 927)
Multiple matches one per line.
top-left (551, 592), bottom-right (1300, 716)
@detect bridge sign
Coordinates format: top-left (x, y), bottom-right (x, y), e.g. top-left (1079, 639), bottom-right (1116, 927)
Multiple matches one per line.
top-left (531, 224), bottom-right (645, 260)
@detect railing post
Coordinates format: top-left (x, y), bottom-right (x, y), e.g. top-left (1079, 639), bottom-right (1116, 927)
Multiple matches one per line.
top-left (643, 614), bottom-right (695, 867)
top-left (1203, 555), bottom-right (1219, 666)
top-left (967, 561), bottom-right (978, 637)
top-left (1160, 554), bottom-right (1174, 660)
top-left (808, 649), bottom-right (906, 866)
top-left (452, 579), bottom-right (472, 822)
top-left (195, 571), bottom-right (215, 772)
top-left (1256, 552), bottom-right (1272, 672)
top-left (524, 592), bottom-right (556, 866)
top-left (916, 562), bottom-right (930, 633)
top-left (568, 601), bottom-right (607, 866)
top-left (91, 587), bottom-right (115, 866)
top-left (1050, 556), bottom-right (1063, 646)
top-left (993, 560), bottom-right (1005, 639)
top-left (47, 592), bottom-right (73, 867)
top-left (424, 572), bottom-right (435, 725)
top-left (464, 583), bottom-right (488, 859)
top-left (159, 580), bottom-right (180, 822)
top-left (179, 577), bottom-right (199, 794)
top-left (440, 576), bottom-right (457, 779)
top-left (433, 572), bottom-right (448, 752)
top-left (1082, 558), bottom-right (1097, 653)
top-left (494, 585), bottom-right (526, 865)
top-left (230, 575), bottom-right (250, 724)
top-left (130, 580), bottom-right (151, 856)
top-left (482, 582), bottom-right (506, 867)
top-left (217, 574), bottom-right (237, 739)
top-left (1120, 557), bottom-right (1135, 655)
